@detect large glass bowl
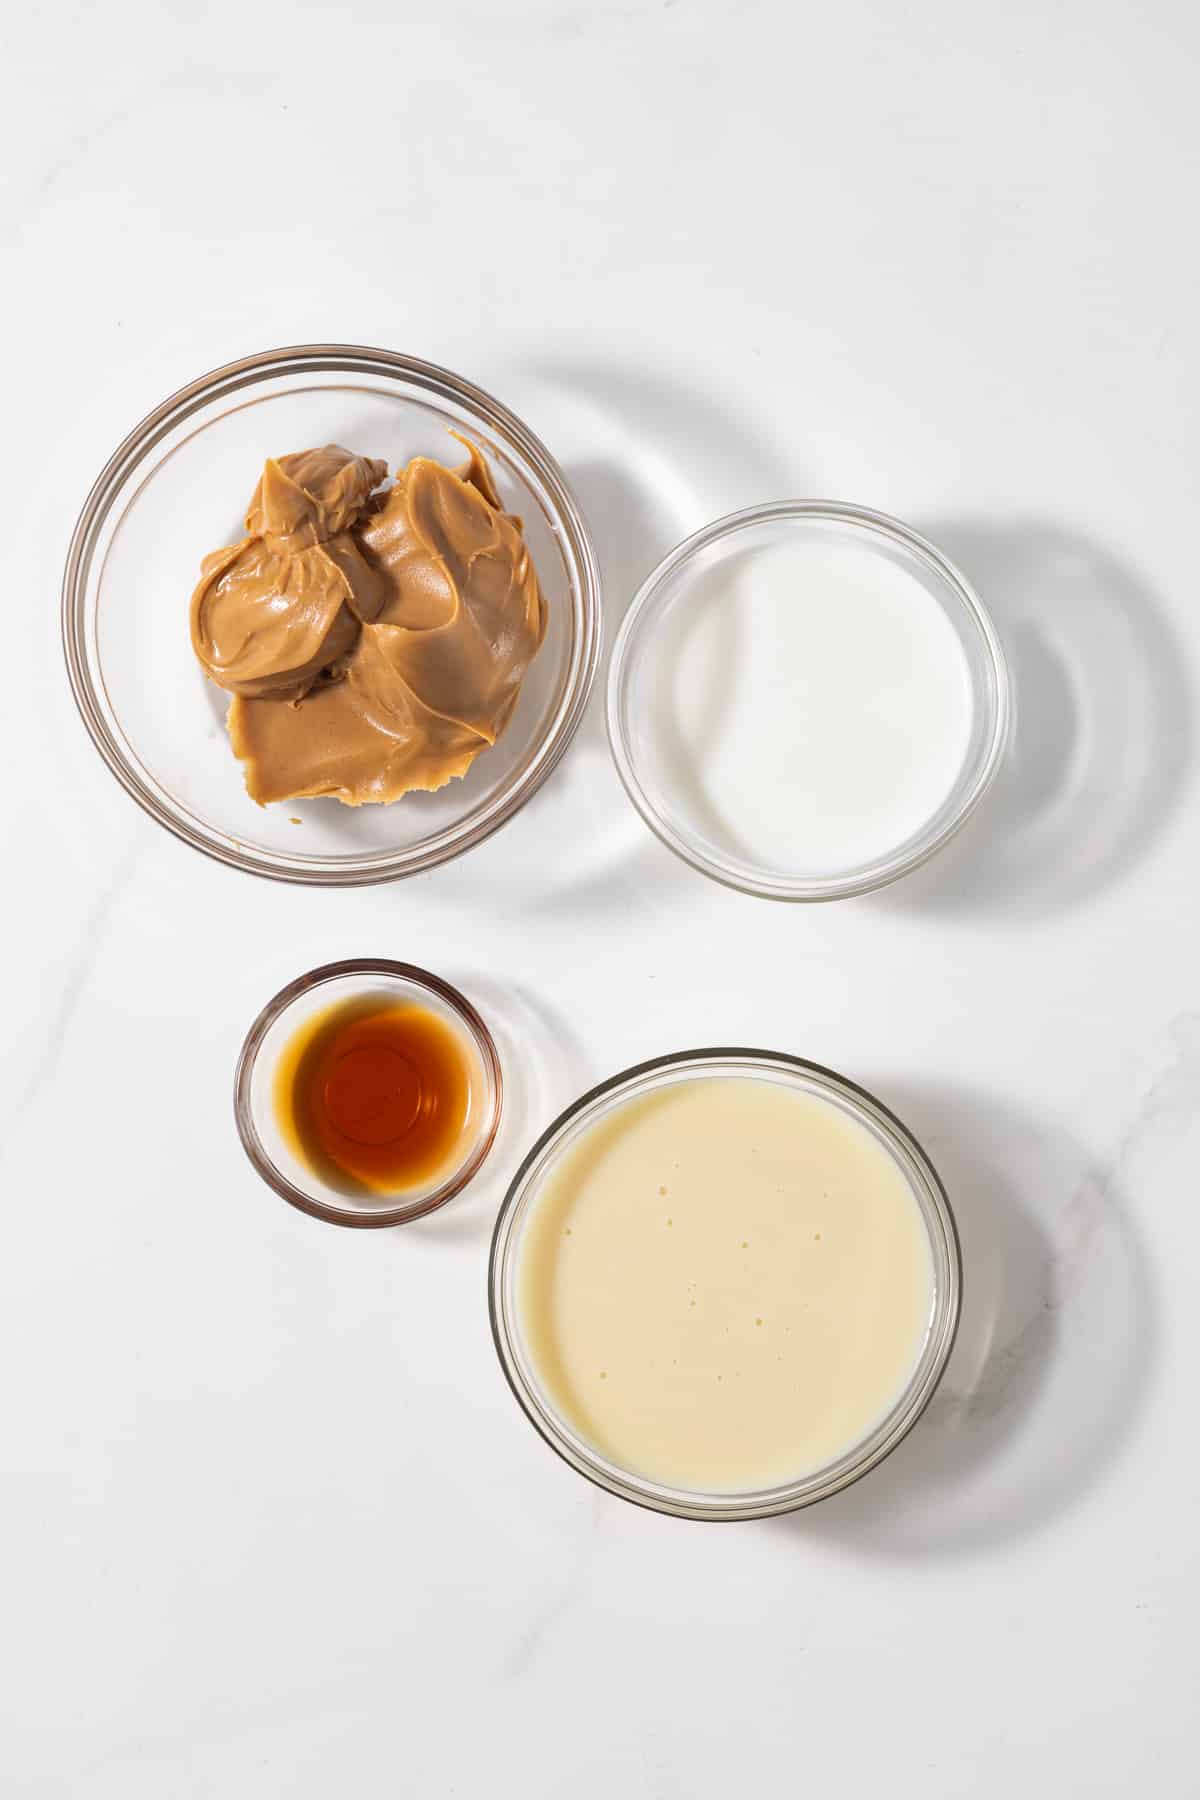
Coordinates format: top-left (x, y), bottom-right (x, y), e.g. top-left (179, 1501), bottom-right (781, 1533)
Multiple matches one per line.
top-left (62, 345), bottom-right (602, 885)
top-left (490, 1049), bottom-right (962, 1521)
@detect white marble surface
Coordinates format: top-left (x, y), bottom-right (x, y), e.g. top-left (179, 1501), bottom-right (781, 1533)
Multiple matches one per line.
top-left (4, 1), bottom-right (1199, 1792)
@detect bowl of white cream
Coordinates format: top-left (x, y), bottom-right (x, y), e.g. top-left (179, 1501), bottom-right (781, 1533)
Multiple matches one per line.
top-left (606, 502), bottom-right (1010, 900)
top-left (489, 1050), bottom-right (960, 1520)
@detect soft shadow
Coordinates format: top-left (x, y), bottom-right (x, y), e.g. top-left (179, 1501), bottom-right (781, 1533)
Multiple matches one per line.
top-left (563, 455), bottom-right (682, 756)
top-left (406, 977), bottom-right (596, 1246)
top-left (493, 451), bottom-right (698, 920)
top-left (533, 355), bottom-right (804, 649)
top-left (482, 358), bottom-right (800, 916)
top-left (879, 520), bottom-right (1193, 918)
top-left (776, 1080), bottom-right (1157, 1557)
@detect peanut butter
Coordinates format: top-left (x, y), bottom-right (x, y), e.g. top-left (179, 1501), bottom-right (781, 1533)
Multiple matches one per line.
top-left (190, 439), bottom-right (546, 805)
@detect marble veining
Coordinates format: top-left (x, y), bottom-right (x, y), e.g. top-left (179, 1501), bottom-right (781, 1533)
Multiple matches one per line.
top-left (4, 3), bottom-right (1200, 1795)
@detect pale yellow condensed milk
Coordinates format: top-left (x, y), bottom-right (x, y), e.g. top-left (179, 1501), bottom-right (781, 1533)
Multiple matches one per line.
top-left (518, 1076), bottom-right (935, 1493)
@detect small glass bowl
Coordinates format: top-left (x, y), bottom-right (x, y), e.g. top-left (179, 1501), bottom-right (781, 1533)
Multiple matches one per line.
top-left (607, 501), bottom-right (1011, 900)
top-left (235, 959), bottom-right (502, 1227)
top-left (489, 1049), bottom-right (961, 1520)
top-left (63, 344), bottom-right (602, 885)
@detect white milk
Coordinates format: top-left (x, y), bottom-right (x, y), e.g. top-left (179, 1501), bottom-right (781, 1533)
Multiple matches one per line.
top-left (517, 1078), bottom-right (935, 1493)
top-left (645, 536), bottom-right (974, 875)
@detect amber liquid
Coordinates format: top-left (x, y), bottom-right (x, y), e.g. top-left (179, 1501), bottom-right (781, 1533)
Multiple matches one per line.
top-left (274, 996), bottom-right (473, 1195)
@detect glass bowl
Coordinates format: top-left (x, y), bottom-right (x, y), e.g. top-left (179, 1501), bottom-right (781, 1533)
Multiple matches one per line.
top-left (63, 344), bottom-right (602, 885)
top-left (489, 1049), bottom-right (961, 1520)
top-left (606, 502), bottom-right (1011, 900)
top-left (235, 959), bottom-right (502, 1227)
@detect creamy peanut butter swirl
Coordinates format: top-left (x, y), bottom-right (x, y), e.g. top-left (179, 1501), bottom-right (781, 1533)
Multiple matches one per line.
top-left (189, 438), bottom-right (546, 805)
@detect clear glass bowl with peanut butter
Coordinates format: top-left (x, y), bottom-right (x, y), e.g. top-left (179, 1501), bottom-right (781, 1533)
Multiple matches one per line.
top-left (63, 345), bottom-right (601, 884)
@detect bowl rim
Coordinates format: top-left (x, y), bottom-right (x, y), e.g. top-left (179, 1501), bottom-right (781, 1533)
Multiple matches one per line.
top-left (62, 342), bottom-right (603, 886)
top-left (605, 498), bottom-right (1012, 901)
top-left (234, 957), bottom-right (503, 1228)
top-left (488, 1046), bottom-right (962, 1521)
